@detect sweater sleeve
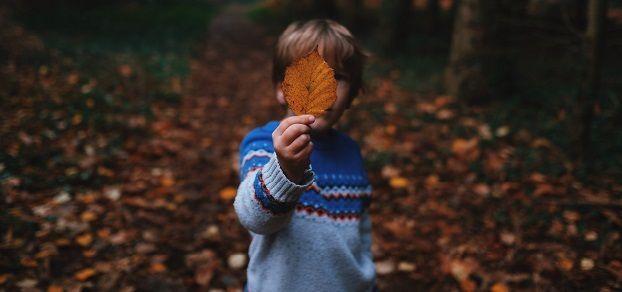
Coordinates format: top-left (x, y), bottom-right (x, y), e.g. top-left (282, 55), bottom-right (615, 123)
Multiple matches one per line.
top-left (234, 130), bottom-right (314, 235)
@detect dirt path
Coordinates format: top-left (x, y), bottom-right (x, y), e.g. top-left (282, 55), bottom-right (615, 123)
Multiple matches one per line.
top-left (115, 4), bottom-right (284, 289)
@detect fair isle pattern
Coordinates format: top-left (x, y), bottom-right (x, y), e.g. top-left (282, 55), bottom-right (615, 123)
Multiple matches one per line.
top-left (239, 142), bottom-right (274, 179)
top-left (308, 184), bottom-right (372, 199)
top-left (238, 123), bottom-right (372, 222)
top-left (295, 174), bottom-right (371, 221)
top-left (251, 170), bottom-right (296, 215)
top-left (241, 149), bottom-right (272, 166)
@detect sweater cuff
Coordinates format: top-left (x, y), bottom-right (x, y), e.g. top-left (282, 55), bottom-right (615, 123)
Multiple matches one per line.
top-left (262, 153), bottom-right (314, 203)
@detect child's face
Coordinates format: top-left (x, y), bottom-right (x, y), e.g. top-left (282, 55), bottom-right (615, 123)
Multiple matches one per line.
top-left (276, 79), bottom-right (352, 135)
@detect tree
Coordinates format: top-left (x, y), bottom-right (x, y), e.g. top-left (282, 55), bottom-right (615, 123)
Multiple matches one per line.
top-left (577, 0), bottom-right (607, 168)
top-left (445, 0), bottom-right (496, 103)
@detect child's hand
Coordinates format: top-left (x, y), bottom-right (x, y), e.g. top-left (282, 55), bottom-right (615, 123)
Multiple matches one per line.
top-left (272, 115), bottom-right (315, 184)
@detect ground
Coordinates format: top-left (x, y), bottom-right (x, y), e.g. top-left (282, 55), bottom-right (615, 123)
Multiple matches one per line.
top-left (1, 2), bottom-right (621, 291)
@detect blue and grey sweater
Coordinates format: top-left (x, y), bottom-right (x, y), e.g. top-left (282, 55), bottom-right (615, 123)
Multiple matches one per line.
top-left (234, 120), bottom-right (376, 292)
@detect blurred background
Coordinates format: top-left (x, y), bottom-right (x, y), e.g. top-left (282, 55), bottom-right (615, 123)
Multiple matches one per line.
top-left (1, 0), bottom-right (621, 290)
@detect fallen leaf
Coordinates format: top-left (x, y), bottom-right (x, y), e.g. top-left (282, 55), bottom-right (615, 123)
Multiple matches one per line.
top-left (533, 183), bottom-right (555, 196)
top-left (376, 260), bottom-right (395, 275)
top-left (580, 258), bottom-right (594, 270)
top-left (381, 165), bottom-right (400, 179)
top-left (451, 138), bottom-right (479, 161)
top-left (490, 282), bottom-right (509, 292)
top-left (425, 174), bottom-right (440, 189)
top-left (48, 284), bottom-right (63, 292)
top-left (53, 191), bottom-right (71, 204)
top-left (563, 211), bottom-right (580, 222)
top-left (74, 268), bottom-right (96, 281)
top-left (584, 230), bottom-right (598, 241)
top-left (150, 262), bottom-right (167, 273)
top-left (500, 232), bottom-right (516, 245)
top-left (195, 264), bottom-right (215, 286)
top-left (76, 233), bottom-right (93, 247)
top-left (20, 257), bottom-right (38, 268)
top-left (17, 278), bottom-right (38, 288)
top-left (219, 187), bottom-right (237, 201)
top-left (282, 48), bottom-right (337, 116)
top-left (81, 211), bottom-right (97, 222)
top-left (104, 187), bottom-right (121, 201)
top-left (160, 176), bottom-right (175, 187)
top-left (397, 261), bottom-right (416, 272)
top-left (227, 253), bottom-right (247, 269)
top-left (389, 177), bottom-right (409, 189)
top-left (461, 279), bottom-right (477, 292)
top-left (436, 109), bottom-right (454, 120)
top-left (473, 183), bottom-right (490, 196)
top-left (558, 257), bottom-right (574, 271)
top-left (496, 126), bottom-right (510, 137)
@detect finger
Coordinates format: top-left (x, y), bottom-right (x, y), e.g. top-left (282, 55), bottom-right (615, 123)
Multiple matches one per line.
top-left (282, 124), bottom-right (311, 145)
top-left (293, 142), bottom-right (313, 161)
top-left (274, 115), bottom-right (315, 136)
top-left (288, 134), bottom-right (311, 153)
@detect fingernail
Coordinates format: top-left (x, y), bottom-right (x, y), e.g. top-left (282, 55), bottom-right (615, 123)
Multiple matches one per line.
top-left (308, 116), bottom-right (315, 122)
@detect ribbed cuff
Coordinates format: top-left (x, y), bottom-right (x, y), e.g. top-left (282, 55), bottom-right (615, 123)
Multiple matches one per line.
top-left (261, 153), bottom-right (314, 203)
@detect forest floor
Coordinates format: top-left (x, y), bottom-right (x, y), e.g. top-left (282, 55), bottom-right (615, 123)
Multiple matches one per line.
top-left (1, 2), bottom-right (621, 291)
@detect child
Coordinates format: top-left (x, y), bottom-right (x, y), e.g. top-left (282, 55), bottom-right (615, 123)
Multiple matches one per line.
top-left (234, 19), bottom-right (375, 291)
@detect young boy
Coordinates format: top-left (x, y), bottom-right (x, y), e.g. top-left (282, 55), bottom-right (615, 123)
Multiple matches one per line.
top-left (234, 19), bottom-right (375, 291)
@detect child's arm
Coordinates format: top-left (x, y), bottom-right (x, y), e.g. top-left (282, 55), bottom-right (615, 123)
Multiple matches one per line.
top-left (234, 115), bottom-right (315, 235)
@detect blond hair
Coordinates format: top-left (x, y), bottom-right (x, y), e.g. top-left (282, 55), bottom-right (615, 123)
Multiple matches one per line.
top-left (273, 19), bottom-right (366, 98)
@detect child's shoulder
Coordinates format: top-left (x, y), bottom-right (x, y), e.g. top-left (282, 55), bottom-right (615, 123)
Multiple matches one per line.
top-left (239, 121), bottom-right (278, 153)
top-left (243, 120), bottom-right (278, 140)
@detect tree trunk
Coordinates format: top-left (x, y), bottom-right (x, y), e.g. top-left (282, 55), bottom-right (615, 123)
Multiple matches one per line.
top-left (445, 0), bottom-right (495, 102)
top-left (577, 0), bottom-right (607, 168)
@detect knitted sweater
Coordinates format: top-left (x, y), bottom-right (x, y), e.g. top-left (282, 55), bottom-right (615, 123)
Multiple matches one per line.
top-left (234, 120), bottom-right (376, 292)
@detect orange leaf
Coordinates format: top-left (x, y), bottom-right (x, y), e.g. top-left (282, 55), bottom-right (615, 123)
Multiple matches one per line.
top-left (490, 282), bottom-right (509, 292)
top-left (389, 177), bottom-right (409, 189)
top-left (424, 174), bottom-right (440, 189)
top-left (76, 233), bottom-right (93, 247)
top-left (74, 268), bottom-right (96, 281)
top-left (558, 257), bottom-right (574, 271)
top-left (460, 279), bottom-right (477, 292)
top-left (451, 138), bottom-right (478, 156)
top-left (81, 211), bottom-right (97, 222)
top-left (219, 187), bottom-right (237, 201)
top-left (451, 138), bottom-right (479, 161)
top-left (161, 176), bottom-right (175, 187)
top-left (150, 262), bottom-right (167, 273)
top-left (20, 257), bottom-right (38, 268)
top-left (48, 284), bottom-right (64, 292)
top-left (282, 48), bottom-right (337, 116)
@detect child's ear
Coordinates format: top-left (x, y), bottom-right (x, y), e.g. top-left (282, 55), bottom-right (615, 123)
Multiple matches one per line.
top-left (275, 82), bottom-right (286, 105)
